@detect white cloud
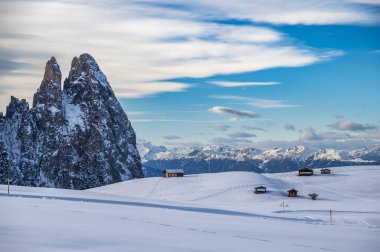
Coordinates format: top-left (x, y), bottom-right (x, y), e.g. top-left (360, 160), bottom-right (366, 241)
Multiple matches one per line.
top-left (284, 124), bottom-right (296, 131)
top-left (211, 137), bottom-right (254, 145)
top-left (210, 95), bottom-right (298, 108)
top-left (130, 118), bottom-right (226, 123)
top-left (299, 128), bottom-right (324, 141)
top-left (0, 0), bottom-right (346, 109)
top-left (162, 135), bottom-right (182, 140)
top-left (299, 128), bottom-right (352, 141)
top-left (209, 81), bottom-right (281, 87)
top-left (327, 120), bottom-right (378, 131)
top-left (228, 132), bottom-right (257, 138)
top-left (114, 82), bottom-right (190, 98)
top-left (167, 0), bottom-right (380, 25)
top-left (241, 125), bottom-right (268, 132)
top-left (208, 106), bottom-right (259, 118)
top-left (210, 123), bottom-right (230, 131)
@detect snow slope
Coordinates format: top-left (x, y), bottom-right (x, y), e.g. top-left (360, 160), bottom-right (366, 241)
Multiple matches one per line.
top-left (1, 166), bottom-right (379, 252)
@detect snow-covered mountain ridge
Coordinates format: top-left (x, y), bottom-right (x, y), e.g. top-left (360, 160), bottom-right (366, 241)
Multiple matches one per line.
top-left (0, 54), bottom-right (143, 189)
top-left (138, 142), bottom-right (380, 176)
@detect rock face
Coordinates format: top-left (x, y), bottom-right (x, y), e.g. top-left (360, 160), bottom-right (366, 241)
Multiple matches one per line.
top-left (0, 54), bottom-right (143, 189)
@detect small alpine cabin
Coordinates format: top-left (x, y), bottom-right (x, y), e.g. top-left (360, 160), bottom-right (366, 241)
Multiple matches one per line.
top-left (320, 168), bottom-right (331, 174)
top-left (254, 186), bottom-right (267, 194)
top-left (288, 188), bottom-right (298, 197)
top-left (162, 169), bottom-right (184, 178)
top-left (298, 167), bottom-right (313, 176)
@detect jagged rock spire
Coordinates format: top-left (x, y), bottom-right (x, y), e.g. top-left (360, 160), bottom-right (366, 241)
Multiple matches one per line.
top-left (0, 54), bottom-right (143, 189)
top-left (6, 96), bottom-right (29, 118)
top-left (33, 56), bottom-right (62, 108)
top-left (43, 56), bottom-right (61, 85)
top-left (63, 53), bottom-right (115, 104)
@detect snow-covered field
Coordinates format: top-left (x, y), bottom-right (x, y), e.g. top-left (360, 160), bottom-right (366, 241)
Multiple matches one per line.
top-left (1, 166), bottom-right (379, 251)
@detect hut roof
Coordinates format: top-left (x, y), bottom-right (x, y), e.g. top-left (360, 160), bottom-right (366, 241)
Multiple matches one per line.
top-left (321, 168), bottom-right (331, 171)
top-left (288, 188), bottom-right (298, 192)
top-left (163, 169), bottom-right (184, 173)
top-left (299, 167), bottom-right (313, 172)
top-left (255, 186), bottom-right (266, 189)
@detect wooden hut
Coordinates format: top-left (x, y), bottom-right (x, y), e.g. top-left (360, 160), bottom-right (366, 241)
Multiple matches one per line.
top-left (298, 167), bottom-right (313, 176)
top-left (320, 168), bottom-right (331, 174)
top-left (162, 169), bottom-right (184, 178)
top-left (287, 188), bottom-right (298, 197)
top-left (254, 186), bottom-right (267, 194)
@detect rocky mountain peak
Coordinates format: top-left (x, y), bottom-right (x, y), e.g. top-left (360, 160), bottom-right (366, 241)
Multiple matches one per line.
top-left (68, 53), bottom-right (99, 79)
top-left (6, 96), bottom-right (29, 118)
top-left (43, 56), bottom-right (61, 85)
top-left (64, 53), bottom-right (115, 104)
top-left (0, 54), bottom-right (143, 189)
top-left (33, 56), bottom-right (62, 108)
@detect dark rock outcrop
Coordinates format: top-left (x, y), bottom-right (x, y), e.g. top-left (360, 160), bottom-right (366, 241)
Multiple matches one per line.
top-left (0, 54), bottom-right (143, 189)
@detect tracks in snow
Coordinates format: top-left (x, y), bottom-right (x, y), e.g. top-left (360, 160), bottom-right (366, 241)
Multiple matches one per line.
top-left (0, 192), bottom-right (324, 224)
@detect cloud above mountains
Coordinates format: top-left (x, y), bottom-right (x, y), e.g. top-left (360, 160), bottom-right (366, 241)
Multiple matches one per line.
top-left (327, 120), bottom-right (378, 131)
top-left (209, 81), bottom-right (281, 87)
top-left (241, 125), bottom-right (268, 132)
top-left (162, 135), bottom-right (182, 140)
top-left (299, 125), bottom-right (380, 142)
top-left (284, 124), bottom-right (296, 131)
top-left (210, 95), bottom-right (298, 108)
top-left (163, 0), bottom-right (380, 25)
top-left (208, 106), bottom-right (259, 118)
top-left (0, 0), bottom-right (367, 109)
top-left (228, 132), bottom-right (257, 138)
top-left (210, 123), bottom-right (231, 131)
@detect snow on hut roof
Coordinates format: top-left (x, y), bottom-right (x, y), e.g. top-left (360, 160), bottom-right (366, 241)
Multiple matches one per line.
top-left (163, 169), bottom-right (184, 173)
top-left (255, 186), bottom-right (266, 189)
top-left (299, 167), bottom-right (313, 171)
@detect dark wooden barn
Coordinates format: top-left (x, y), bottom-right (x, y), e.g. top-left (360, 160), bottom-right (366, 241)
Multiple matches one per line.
top-left (288, 188), bottom-right (298, 197)
top-left (162, 169), bottom-right (184, 178)
top-left (254, 186), bottom-right (267, 194)
top-left (320, 168), bottom-right (331, 174)
top-left (298, 167), bottom-right (313, 176)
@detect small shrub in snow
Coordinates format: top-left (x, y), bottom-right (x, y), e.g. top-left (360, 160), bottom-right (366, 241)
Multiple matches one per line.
top-left (308, 192), bottom-right (318, 200)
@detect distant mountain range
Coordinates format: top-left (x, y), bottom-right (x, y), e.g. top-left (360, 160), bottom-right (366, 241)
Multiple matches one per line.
top-left (138, 142), bottom-right (380, 177)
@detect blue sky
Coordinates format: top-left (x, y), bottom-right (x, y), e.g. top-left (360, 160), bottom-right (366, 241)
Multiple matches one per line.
top-left (0, 0), bottom-right (379, 149)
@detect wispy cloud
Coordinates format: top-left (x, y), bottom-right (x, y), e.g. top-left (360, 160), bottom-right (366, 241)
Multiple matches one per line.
top-left (170, 0), bottom-right (380, 25)
top-left (327, 120), bottom-right (378, 132)
top-left (371, 50), bottom-right (380, 54)
top-left (284, 123), bottom-right (296, 131)
top-left (299, 127), bottom-right (352, 141)
top-left (211, 137), bottom-right (253, 145)
top-left (210, 95), bottom-right (298, 108)
top-left (209, 81), bottom-right (280, 87)
top-left (210, 123), bottom-right (230, 131)
top-left (125, 111), bottom-right (161, 115)
top-left (299, 128), bottom-right (324, 141)
top-left (228, 132), bottom-right (257, 138)
top-left (162, 135), bottom-right (182, 140)
top-left (208, 106), bottom-right (259, 118)
top-left (0, 0), bottom-right (345, 109)
top-left (241, 125), bottom-right (268, 132)
top-left (131, 118), bottom-right (226, 123)
top-left (299, 127), bottom-right (380, 142)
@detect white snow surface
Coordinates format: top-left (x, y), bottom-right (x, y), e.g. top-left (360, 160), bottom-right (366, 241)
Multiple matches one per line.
top-left (1, 166), bottom-right (379, 252)
top-left (62, 94), bottom-right (85, 131)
